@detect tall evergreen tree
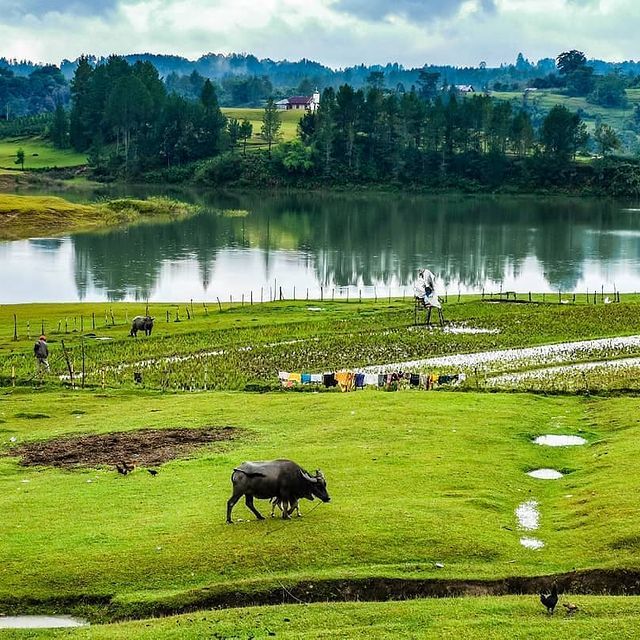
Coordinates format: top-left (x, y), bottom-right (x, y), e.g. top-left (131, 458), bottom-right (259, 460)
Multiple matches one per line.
top-left (261, 98), bottom-right (282, 157)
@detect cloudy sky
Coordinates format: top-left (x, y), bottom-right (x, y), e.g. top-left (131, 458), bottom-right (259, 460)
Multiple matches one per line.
top-left (1, 0), bottom-right (638, 68)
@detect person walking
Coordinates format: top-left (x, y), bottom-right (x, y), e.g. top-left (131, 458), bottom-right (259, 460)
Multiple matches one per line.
top-left (34, 335), bottom-right (50, 372)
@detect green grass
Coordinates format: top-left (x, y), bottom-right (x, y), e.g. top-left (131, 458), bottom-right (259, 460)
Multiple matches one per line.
top-left (0, 138), bottom-right (87, 170)
top-left (2, 297), bottom-right (639, 391)
top-left (221, 107), bottom-right (304, 148)
top-left (0, 389), bottom-right (639, 614)
top-left (0, 194), bottom-right (198, 240)
top-left (4, 597), bottom-right (640, 639)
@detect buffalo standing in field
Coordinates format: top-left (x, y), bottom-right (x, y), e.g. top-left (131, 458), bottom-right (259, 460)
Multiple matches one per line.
top-left (227, 459), bottom-right (330, 523)
top-left (129, 315), bottom-right (154, 337)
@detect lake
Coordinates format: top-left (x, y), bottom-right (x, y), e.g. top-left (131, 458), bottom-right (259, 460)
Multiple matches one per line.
top-left (2, 190), bottom-right (640, 303)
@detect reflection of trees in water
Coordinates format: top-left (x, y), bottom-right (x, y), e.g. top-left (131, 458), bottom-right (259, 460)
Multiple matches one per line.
top-left (68, 191), bottom-right (639, 299)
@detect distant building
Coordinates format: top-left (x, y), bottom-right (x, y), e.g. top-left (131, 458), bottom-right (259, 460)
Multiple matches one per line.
top-left (454, 84), bottom-right (475, 94)
top-left (275, 89), bottom-right (320, 112)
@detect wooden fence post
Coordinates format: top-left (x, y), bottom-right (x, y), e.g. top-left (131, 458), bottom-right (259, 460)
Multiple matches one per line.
top-left (13, 314), bottom-right (17, 341)
top-left (217, 297), bottom-right (222, 312)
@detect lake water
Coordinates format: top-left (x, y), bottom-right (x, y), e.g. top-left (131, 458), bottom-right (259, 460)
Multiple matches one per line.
top-left (2, 190), bottom-right (640, 303)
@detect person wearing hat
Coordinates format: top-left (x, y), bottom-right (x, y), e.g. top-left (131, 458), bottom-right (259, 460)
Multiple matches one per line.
top-left (34, 335), bottom-right (50, 372)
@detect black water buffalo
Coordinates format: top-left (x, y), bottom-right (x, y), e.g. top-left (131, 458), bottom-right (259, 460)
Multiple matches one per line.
top-left (226, 459), bottom-right (330, 523)
top-left (129, 315), bottom-right (154, 337)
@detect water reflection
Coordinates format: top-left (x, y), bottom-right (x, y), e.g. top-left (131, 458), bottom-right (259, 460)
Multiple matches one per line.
top-left (1, 192), bottom-right (640, 302)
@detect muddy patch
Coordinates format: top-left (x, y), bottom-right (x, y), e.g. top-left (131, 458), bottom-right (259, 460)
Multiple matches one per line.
top-left (527, 468), bottom-right (564, 480)
top-left (9, 427), bottom-right (238, 469)
top-left (0, 616), bottom-right (88, 629)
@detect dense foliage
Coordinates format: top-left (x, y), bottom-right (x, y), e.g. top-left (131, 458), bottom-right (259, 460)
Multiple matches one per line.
top-left (69, 56), bottom-right (227, 176)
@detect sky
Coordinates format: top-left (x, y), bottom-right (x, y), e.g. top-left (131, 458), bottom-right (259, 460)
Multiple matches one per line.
top-left (1, 0), bottom-right (639, 68)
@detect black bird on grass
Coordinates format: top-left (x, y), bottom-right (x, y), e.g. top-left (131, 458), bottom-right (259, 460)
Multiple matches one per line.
top-left (147, 469), bottom-right (158, 477)
top-left (115, 460), bottom-right (135, 475)
top-left (540, 584), bottom-right (559, 614)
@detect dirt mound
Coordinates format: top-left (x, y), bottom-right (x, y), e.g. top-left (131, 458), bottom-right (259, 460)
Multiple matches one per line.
top-left (10, 427), bottom-right (238, 469)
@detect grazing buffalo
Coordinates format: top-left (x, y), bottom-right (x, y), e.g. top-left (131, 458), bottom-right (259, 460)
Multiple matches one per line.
top-left (226, 459), bottom-right (330, 523)
top-left (129, 315), bottom-right (154, 337)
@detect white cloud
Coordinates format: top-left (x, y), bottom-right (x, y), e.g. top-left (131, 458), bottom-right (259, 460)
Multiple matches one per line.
top-left (0, 0), bottom-right (639, 67)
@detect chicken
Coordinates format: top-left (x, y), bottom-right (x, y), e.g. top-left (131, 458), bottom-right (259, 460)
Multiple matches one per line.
top-left (540, 584), bottom-right (558, 614)
top-left (147, 469), bottom-right (159, 477)
top-left (115, 460), bottom-right (135, 475)
top-left (563, 602), bottom-right (579, 616)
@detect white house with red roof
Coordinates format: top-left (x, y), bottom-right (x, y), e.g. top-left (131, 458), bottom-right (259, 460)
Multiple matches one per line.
top-left (275, 89), bottom-right (320, 112)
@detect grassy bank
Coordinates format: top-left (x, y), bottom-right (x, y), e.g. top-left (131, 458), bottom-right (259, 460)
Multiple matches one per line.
top-left (0, 194), bottom-right (198, 240)
top-left (4, 597), bottom-right (640, 639)
top-left (0, 389), bottom-right (639, 615)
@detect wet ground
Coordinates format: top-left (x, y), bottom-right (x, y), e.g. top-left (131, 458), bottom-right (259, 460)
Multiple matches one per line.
top-left (0, 615), bottom-right (88, 629)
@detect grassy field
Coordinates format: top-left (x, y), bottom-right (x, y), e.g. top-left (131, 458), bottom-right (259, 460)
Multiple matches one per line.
top-left (2, 297), bottom-right (640, 635)
top-left (491, 89), bottom-right (640, 145)
top-left (221, 107), bottom-right (304, 148)
top-left (0, 138), bottom-right (87, 170)
top-left (0, 389), bottom-right (639, 611)
top-left (2, 597), bottom-right (640, 639)
top-left (0, 194), bottom-right (198, 241)
top-left (1, 296), bottom-right (639, 392)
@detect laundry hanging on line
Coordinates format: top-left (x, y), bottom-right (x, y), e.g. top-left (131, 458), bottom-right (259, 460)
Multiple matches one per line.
top-left (278, 369), bottom-right (466, 391)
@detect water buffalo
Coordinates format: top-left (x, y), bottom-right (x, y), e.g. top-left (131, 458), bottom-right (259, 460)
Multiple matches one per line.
top-left (129, 315), bottom-right (154, 337)
top-left (226, 459), bottom-right (330, 523)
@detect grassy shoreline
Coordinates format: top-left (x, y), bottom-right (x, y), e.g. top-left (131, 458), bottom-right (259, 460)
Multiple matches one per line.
top-left (0, 194), bottom-right (199, 241)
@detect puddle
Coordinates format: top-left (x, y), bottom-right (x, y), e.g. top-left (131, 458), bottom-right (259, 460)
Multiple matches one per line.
top-left (520, 537), bottom-right (545, 550)
top-left (527, 469), bottom-right (564, 480)
top-left (534, 435), bottom-right (587, 447)
top-left (515, 500), bottom-right (539, 530)
top-left (0, 616), bottom-right (88, 629)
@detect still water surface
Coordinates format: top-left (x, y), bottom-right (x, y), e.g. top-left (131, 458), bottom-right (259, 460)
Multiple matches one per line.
top-left (1, 191), bottom-right (639, 303)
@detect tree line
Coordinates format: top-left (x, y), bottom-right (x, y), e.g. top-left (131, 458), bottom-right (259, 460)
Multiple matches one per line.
top-left (68, 55), bottom-right (230, 175)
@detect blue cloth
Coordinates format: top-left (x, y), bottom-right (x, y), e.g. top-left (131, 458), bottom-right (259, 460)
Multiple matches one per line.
top-left (301, 373), bottom-right (312, 384)
top-left (355, 373), bottom-right (365, 388)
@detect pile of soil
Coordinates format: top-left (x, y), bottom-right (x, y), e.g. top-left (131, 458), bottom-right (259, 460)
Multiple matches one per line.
top-left (10, 426), bottom-right (238, 469)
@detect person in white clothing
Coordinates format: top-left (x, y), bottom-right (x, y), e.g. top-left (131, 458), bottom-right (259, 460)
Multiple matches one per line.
top-left (413, 268), bottom-right (441, 308)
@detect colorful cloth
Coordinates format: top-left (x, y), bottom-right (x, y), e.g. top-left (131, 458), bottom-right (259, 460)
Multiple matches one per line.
top-left (378, 374), bottom-right (386, 387)
top-left (288, 372), bottom-right (302, 383)
top-left (336, 371), bottom-right (355, 392)
top-left (323, 373), bottom-right (337, 388)
top-left (355, 373), bottom-right (365, 389)
top-left (278, 371), bottom-right (289, 382)
top-left (410, 373), bottom-right (420, 387)
top-left (310, 373), bottom-right (322, 383)
top-left (420, 374), bottom-right (431, 390)
top-left (301, 373), bottom-right (312, 384)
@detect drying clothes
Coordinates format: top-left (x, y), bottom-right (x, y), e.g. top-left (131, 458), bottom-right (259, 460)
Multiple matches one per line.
top-left (355, 373), bottom-right (365, 389)
top-left (278, 371), bottom-right (289, 382)
top-left (364, 373), bottom-right (378, 386)
top-left (336, 371), bottom-right (355, 392)
top-left (310, 373), bottom-right (322, 383)
top-left (410, 373), bottom-right (420, 387)
top-left (378, 374), bottom-right (386, 388)
top-left (430, 373), bottom-right (439, 386)
top-left (438, 374), bottom-right (459, 385)
top-left (419, 374), bottom-right (431, 390)
top-left (458, 373), bottom-right (467, 383)
top-left (301, 373), bottom-right (312, 384)
top-left (288, 372), bottom-right (302, 383)
top-left (323, 373), bottom-right (337, 388)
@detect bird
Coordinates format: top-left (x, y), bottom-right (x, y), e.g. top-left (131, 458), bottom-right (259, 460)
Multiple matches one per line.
top-left (563, 602), bottom-right (579, 616)
top-left (540, 584), bottom-right (559, 614)
top-left (147, 469), bottom-right (158, 477)
top-left (115, 460), bottom-right (135, 475)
